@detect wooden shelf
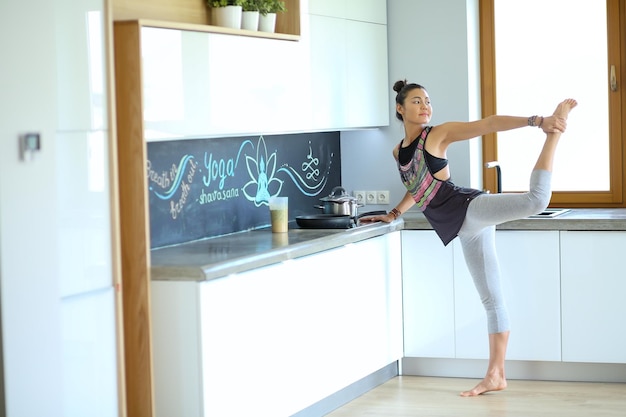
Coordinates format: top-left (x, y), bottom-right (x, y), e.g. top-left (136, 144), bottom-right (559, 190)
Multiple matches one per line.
top-left (113, 0), bottom-right (300, 39)
top-left (124, 18), bottom-right (300, 41)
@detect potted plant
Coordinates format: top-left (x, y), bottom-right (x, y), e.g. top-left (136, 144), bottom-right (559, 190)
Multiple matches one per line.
top-left (207, 0), bottom-right (244, 29)
top-left (241, 0), bottom-right (260, 31)
top-left (257, 0), bottom-right (287, 33)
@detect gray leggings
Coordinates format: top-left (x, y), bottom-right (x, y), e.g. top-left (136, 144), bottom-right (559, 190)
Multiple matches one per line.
top-left (457, 169), bottom-right (552, 334)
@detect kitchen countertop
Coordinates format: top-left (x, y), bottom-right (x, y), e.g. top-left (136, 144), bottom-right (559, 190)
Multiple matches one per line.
top-left (402, 208), bottom-right (626, 231)
top-left (151, 219), bottom-right (404, 281)
top-left (151, 208), bottom-right (626, 282)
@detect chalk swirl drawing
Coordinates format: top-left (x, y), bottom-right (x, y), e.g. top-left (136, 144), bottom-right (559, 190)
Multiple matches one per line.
top-left (242, 136), bottom-right (333, 206)
top-left (276, 142), bottom-right (332, 197)
top-left (149, 154), bottom-right (194, 199)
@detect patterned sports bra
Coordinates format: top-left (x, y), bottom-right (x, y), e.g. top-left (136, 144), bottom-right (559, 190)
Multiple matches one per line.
top-left (395, 126), bottom-right (483, 245)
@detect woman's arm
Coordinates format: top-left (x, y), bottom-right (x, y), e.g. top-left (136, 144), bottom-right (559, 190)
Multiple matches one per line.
top-left (434, 114), bottom-right (566, 147)
top-left (360, 191), bottom-right (415, 224)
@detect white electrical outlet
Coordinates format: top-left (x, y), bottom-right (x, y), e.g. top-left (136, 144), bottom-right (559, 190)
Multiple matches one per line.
top-left (377, 190), bottom-right (390, 205)
top-left (366, 191), bottom-right (377, 205)
top-left (353, 190), bottom-right (366, 205)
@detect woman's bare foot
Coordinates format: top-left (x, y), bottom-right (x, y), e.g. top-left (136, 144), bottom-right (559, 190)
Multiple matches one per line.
top-left (460, 373), bottom-right (507, 397)
top-left (533, 98), bottom-right (577, 172)
top-left (553, 98), bottom-right (578, 120)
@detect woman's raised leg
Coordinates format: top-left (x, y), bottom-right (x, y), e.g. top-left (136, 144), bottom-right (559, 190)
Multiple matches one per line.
top-left (459, 98), bottom-right (577, 397)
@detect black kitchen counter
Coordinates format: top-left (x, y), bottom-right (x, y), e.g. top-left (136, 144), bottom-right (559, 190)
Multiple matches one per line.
top-left (151, 209), bottom-right (626, 282)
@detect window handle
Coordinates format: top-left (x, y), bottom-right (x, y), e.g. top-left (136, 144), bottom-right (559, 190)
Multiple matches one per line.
top-left (610, 65), bottom-right (618, 92)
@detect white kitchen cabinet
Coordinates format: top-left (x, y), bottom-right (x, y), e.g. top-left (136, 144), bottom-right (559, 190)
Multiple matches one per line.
top-left (141, 27), bottom-right (312, 140)
top-left (308, 2), bottom-right (389, 130)
top-left (453, 231), bottom-right (561, 361)
top-left (344, 20), bottom-right (389, 128)
top-left (61, 289), bottom-right (118, 417)
top-left (57, 130), bottom-right (113, 297)
top-left (151, 232), bottom-right (402, 417)
top-left (561, 231), bottom-right (626, 363)
top-left (402, 230), bottom-right (561, 362)
top-left (308, 15), bottom-right (348, 130)
top-left (55, 0), bottom-right (107, 131)
top-left (401, 230), bottom-right (455, 358)
top-left (2, 0), bottom-right (120, 415)
top-left (309, 0), bottom-right (387, 24)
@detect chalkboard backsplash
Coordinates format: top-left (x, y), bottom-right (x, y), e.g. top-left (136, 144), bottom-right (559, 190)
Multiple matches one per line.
top-left (147, 132), bottom-right (341, 248)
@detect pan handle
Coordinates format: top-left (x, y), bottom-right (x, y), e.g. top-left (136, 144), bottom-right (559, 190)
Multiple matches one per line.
top-left (356, 210), bottom-right (387, 220)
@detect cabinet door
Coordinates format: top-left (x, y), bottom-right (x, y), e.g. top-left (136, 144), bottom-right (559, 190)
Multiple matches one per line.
top-left (141, 28), bottom-right (311, 140)
top-left (62, 289), bottom-right (118, 417)
top-left (205, 33), bottom-right (311, 135)
top-left (309, 14), bottom-right (388, 130)
top-left (199, 260), bottom-right (298, 417)
top-left (345, 0), bottom-right (387, 24)
top-left (454, 231), bottom-right (561, 361)
top-left (561, 231), bottom-right (626, 363)
top-left (309, 15), bottom-right (348, 130)
top-left (401, 230), bottom-right (455, 358)
top-left (197, 233), bottom-right (402, 417)
top-left (345, 20), bottom-right (389, 128)
top-left (308, 0), bottom-right (346, 18)
top-left (309, 0), bottom-right (387, 23)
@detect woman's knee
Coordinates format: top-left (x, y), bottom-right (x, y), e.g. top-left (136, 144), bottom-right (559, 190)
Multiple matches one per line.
top-left (527, 190), bottom-right (551, 214)
top-left (528, 170), bottom-right (552, 212)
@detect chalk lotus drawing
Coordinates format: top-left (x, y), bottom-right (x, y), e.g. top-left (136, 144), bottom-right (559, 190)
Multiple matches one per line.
top-left (242, 136), bottom-right (284, 206)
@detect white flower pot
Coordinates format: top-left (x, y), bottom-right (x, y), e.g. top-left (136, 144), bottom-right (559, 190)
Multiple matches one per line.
top-left (258, 13), bottom-right (277, 33)
top-left (241, 11), bottom-right (259, 31)
top-left (212, 5), bottom-right (242, 29)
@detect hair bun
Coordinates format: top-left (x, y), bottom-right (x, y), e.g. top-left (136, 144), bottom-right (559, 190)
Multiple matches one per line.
top-left (393, 79), bottom-right (407, 93)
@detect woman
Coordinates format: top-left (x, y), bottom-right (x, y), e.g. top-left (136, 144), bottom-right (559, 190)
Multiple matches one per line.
top-left (362, 80), bottom-right (577, 396)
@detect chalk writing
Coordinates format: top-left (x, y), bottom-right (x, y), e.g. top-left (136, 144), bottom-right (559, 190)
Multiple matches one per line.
top-left (148, 154), bottom-right (197, 220)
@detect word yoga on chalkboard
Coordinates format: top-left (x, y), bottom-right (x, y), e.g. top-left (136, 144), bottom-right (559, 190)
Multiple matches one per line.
top-left (147, 132), bottom-right (341, 248)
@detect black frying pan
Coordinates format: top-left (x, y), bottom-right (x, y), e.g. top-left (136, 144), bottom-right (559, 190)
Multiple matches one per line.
top-left (295, 214), bottom-right (352, 229)
top-left (295, 211), bottom-right (387, 229)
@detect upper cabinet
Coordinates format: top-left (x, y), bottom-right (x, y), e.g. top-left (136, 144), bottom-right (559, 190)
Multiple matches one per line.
top-left (308, 0), bottom-right (389, 130)
top-left (117, 0), bottom-right (389, 140)
top-left (308, 0), bottom-right (387, 24)
top-left (140, 25), bottom-right (312, 140)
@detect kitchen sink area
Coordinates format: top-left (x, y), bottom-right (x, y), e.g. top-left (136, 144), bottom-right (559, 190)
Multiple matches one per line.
top-left (401, 208), bottom-right (626, 232)
top-left (528, 208), bottom-right (571, 218)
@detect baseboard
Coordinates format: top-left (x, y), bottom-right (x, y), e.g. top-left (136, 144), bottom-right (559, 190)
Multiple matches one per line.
top-left (401, 357), bottom-right (626, 383)
top-left (292, 362), bottom-right (399, 417)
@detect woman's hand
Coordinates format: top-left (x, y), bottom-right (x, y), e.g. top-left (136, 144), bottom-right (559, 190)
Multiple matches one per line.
top-left (359, 213), bottom-right (395, 224)
top-left (540, 115), bottom-right (567, 134)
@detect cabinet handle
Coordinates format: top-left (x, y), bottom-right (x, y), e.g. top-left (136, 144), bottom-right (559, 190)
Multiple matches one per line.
top-left (610, 65), bottom-right (617, 92)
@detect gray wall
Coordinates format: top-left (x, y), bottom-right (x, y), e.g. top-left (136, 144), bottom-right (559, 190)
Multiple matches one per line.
top-left (340, 0), bottom-right (483, 213)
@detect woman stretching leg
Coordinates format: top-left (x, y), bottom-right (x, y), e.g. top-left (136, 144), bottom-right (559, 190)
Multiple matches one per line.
top-left (457, 98), bottom-right (577, 396)
top-left (361, 81), bottom-right (577, 397)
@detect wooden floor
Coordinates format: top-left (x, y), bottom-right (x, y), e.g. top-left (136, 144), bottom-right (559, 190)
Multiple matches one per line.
top-left (326, 376), bottom-right (626, 417)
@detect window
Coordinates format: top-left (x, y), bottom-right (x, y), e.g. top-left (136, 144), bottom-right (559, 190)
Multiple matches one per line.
top-left (480, 0), bottom-right (625, 207)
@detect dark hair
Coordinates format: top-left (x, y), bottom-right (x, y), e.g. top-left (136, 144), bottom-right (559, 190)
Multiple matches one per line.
top-left (393, 80), bottom-right (427, 121)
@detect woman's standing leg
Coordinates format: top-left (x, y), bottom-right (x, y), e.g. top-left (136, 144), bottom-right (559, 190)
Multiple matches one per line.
top-left (458, 98), bottom-right (577, 397)
top-left (458, 226), bottom-right (509, 397)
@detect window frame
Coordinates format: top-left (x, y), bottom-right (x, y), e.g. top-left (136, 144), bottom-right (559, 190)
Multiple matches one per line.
top-left (480, 0), bottom-right (626, 207)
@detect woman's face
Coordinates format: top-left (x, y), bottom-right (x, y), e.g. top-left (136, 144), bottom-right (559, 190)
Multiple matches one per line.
top-left (397, 88), bottom-right (432, 125)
